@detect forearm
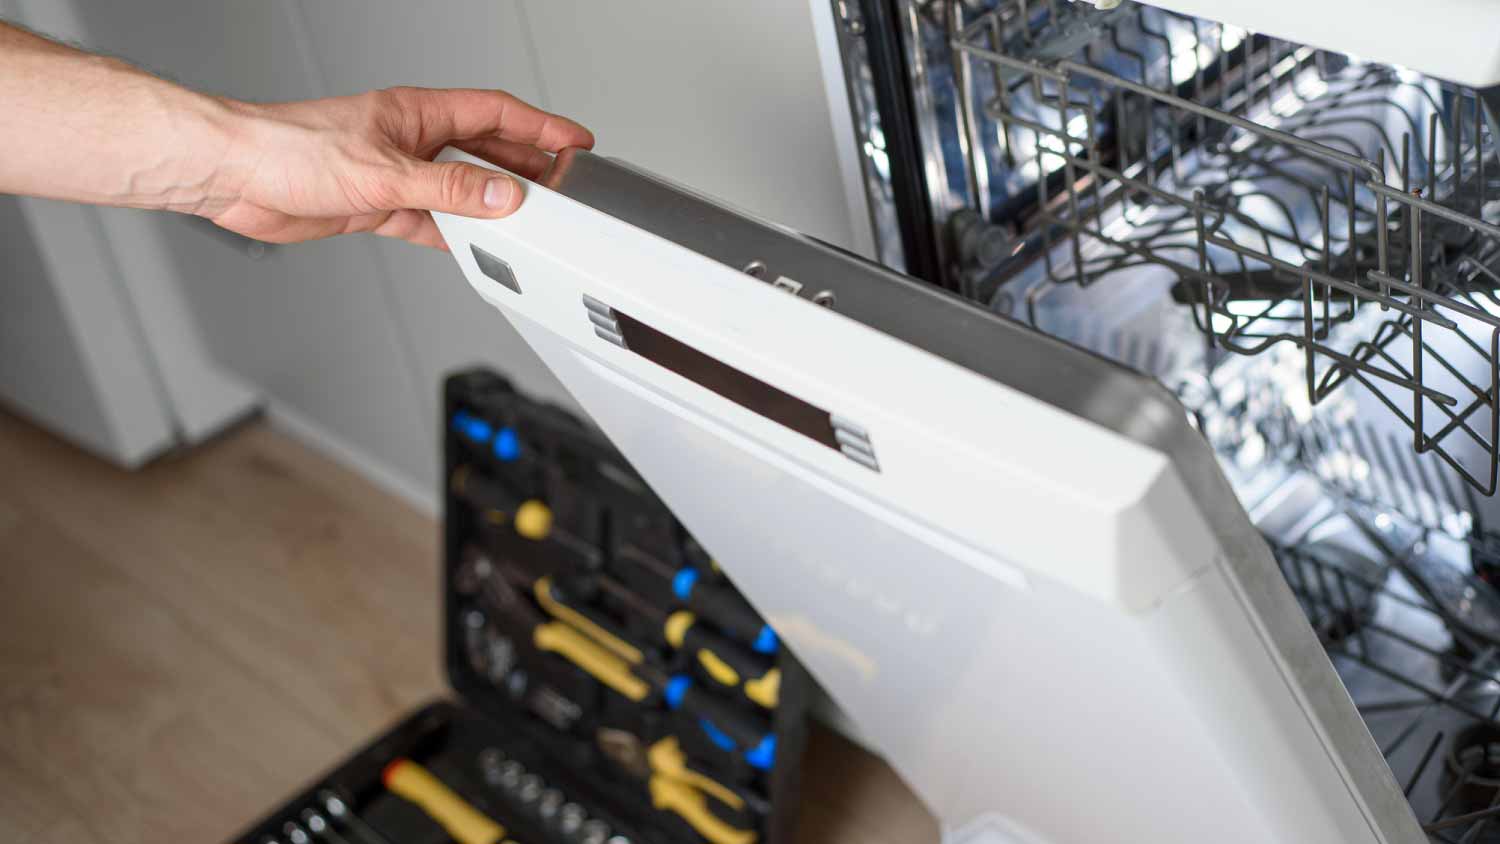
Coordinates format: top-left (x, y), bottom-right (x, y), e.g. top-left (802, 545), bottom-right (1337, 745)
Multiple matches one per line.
top-left (0, 19), bottom-right (593, 248)
top-left (0, 21), bottom-right (234, 213)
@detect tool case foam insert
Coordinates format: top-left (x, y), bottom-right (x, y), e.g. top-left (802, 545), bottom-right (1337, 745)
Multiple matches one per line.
top-left (231, 368), bottom-right (812, 844)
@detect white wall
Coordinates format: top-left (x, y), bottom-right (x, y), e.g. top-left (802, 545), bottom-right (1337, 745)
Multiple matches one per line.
top-left (42, 0), bottom-right (857, 510)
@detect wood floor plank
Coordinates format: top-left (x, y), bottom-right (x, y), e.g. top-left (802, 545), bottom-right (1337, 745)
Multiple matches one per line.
top-left (0, 409), bottom-right (936, 843)
top-left (0, 413), bottom-right (443, 748)
top-left (797, 726), bottom-right (939, 843)
top-left (0, 484), bottom-right (343, 843)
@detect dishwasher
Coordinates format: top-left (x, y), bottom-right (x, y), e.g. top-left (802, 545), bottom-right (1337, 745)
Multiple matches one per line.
top-left (432, 1), bottom-right (1500, 841)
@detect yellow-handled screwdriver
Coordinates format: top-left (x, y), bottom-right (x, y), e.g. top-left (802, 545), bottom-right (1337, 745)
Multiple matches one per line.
top-left (382, 758), bottom-right (521, 844)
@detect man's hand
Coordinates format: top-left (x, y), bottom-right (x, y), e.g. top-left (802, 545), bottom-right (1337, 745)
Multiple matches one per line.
top-left (205, 88), bottom-right (594, 250)
top-left (0, 21), bottom-right (593, 250)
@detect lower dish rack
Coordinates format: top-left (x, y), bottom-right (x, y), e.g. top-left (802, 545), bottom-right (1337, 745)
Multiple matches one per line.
top-left (1266, 512), bottom-right (1500, 842)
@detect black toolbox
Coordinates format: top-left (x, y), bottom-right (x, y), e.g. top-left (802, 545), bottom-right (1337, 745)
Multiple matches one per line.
top-left (230, 368), bottom-right (812, 844)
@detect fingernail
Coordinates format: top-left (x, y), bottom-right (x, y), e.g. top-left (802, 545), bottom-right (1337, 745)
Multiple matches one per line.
top-left (483, 178), bottom-right (514, 210)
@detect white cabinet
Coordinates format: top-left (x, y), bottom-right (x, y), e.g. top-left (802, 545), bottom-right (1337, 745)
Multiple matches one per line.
top-left (0, 195), bottom-right (175, 466)
top-left (58, 0), bottom-right (438, 500)
top-left (0, 0), bottom-right (259, 466)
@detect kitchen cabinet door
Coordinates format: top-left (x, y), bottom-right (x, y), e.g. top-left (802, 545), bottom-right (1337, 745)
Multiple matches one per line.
top-left (0, 195), bottom-right (174, 467)
top-left (58, 0), bottom-right (436, 501)
top-left (0, 0), bottom-right (259, 463)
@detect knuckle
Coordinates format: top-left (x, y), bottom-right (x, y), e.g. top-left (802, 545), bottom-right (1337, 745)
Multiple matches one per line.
top-left (369, 86), bottom-right (431, 144)
top-left (374, 86), bottom-right (412, 106)
top-left (366, 88), bottom-right (412, 126)
top-left (361, 88), bottom-right (395, 116)
top-left (347, 156), bottom-right (405, 211)
top-left (437, 164), bottom-right (473, 208)
top-left (363, 175), bottom-right (402, 211)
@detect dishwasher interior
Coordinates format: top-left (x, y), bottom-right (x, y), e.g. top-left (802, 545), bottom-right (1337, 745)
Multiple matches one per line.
top-left (834, 0), bottom-right (1500, 839)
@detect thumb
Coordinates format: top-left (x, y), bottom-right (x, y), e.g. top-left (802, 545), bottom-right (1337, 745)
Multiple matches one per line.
top-left (392, 160), bottom-right (523, 219)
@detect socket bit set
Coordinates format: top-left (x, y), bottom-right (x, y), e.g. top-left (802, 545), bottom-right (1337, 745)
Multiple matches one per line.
top-left (229, 370), bottom-right (811, 844)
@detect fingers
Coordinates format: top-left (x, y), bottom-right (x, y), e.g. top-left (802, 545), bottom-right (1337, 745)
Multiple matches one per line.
top-left (211, 206), bottom-right (448, 250)
top-left (335, 209), bottom-right (449, 249)
top-left (210, 205), bottom-right (350, 245)
top-left (451, 137), bottom-right (554, 180)
top-left (386, 159), bottom-right (523, 219)
top-left (392, 87), bottom-right (594, 153)
top-left (368, 209), bottom-right (449, 250)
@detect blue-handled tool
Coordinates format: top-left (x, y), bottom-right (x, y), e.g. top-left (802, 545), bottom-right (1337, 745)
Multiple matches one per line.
top-left (663, 675), bottom-right (777, 770)
top-left (671, 567), bottom-right (778, 655)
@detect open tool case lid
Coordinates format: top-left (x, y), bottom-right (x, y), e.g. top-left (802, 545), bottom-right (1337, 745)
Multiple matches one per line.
top-left (432, 148), bottom-right (1433, 842)
top-left (226, 370), bottom-right (812, 844)
top-left (440, 369), bottom-right (812, 844)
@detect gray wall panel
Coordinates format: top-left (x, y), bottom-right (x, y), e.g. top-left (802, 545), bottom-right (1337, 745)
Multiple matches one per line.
top-left (32, 0), bottom-right (856, 504)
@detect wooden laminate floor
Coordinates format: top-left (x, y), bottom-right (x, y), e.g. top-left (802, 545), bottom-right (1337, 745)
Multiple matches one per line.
top-left (0, 409), bottom-right (936, 844)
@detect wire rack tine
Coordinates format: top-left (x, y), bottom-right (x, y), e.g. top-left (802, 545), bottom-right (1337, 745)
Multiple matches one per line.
top-left (951, 0), bottom-right (1500, 494)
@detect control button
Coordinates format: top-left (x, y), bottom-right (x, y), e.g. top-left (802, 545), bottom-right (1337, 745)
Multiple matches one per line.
top-left (470, 245), bottom-right (521, 294)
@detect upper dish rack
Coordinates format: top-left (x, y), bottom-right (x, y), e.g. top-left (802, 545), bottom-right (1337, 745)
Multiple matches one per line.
top-left (935, 0), bottom-right (1500, 494)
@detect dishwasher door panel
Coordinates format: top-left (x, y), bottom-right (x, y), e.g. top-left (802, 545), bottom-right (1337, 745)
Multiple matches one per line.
top-left (432, 147), bottom-right (1423, 843)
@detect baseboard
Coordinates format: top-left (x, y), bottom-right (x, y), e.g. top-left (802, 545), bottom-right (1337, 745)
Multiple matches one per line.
top-left (266, 401), bottom-right (439, 519)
